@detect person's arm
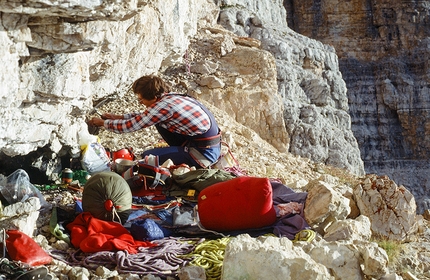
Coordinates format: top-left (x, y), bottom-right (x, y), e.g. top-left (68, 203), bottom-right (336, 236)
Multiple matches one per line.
top-left (101, 113), bottom-right (124, 120)
top-left (88, 113), bottom-right (124, 127)
top-left (101, 99), bottom-right (170, 133)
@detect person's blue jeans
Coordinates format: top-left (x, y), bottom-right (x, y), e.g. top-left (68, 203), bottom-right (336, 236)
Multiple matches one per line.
top-left (142, 145), bottom-right (221, 168)
top-left (141, 125), bottom-right (221, 168)
top-left (142, 146), bottom-right (199, 167)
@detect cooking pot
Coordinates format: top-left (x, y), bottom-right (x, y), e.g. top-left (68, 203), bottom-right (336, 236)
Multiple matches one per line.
top-left (114, 159), bottom-right (136, 174)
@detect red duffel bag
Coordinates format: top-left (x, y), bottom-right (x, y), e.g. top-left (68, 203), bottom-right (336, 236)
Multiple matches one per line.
top-left (197, 176), bottom-right (277, 232)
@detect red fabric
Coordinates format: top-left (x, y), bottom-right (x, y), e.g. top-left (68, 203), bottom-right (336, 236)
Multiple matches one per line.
top-left (198, 176), bottom-right (277, 231)
top-left (132, 185), bottom-right (164, 197)
top-left (6, 230), bottom-right (52, 266)
top-left (67, 212), bottom-right (156, 254)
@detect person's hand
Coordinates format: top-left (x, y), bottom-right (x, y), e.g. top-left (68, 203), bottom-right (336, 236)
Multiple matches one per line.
top-left (101, 113), bottom-right (123, 120)
top-left (88, 117), bottom-right (105, 127)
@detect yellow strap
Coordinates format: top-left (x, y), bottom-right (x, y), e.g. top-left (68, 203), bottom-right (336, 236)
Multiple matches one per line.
top-left (293, 229), bottom-right (316, 243)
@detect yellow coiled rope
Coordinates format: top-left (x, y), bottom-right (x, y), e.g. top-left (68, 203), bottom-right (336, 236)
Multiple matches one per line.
top-left (181, 237), bottom-right (231, 280)
top-left (293, 229), bottom-right (316, 242)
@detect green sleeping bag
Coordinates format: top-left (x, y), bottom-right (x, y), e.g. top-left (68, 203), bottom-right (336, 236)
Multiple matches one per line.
top-left (82, 172), bottom-right (132, 223)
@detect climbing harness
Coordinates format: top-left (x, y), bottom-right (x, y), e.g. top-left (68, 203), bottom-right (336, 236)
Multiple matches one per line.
top-left (187, 132), bottom-right (223, 168)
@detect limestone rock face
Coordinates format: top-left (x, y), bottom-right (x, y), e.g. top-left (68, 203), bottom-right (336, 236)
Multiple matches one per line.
top-left (0, 0), bottom-right (219, 179)
top-left (0, 0), bottom-right (365, 181)
top-left (303, 240), bottom-right (389, 280)
top-left (0, 197), bottom-right (41, 237)
top-left (186, 26), bottom-right (288, 153)
top-left (353, 174), bottom-right (418, 241)
top-left (304, 179), bottom-right (351, 235)
top-left (217, 0), bottom-right (365, 176)
top-left (284, 0), bottom-right (430, 212)
top-left (224, 234), bottom-right (390, 280)
top-left (323, 215), bottom-right (372, 242)
top-left (223, 234), bottom-right (333, 280)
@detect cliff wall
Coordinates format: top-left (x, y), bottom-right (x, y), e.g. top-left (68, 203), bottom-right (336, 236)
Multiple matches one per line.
top-left (1, 1), bottom-right (364, 183)
top-left (283, 0), bottom-right (430, 212)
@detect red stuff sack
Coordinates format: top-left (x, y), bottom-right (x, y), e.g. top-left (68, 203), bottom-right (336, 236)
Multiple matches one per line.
top-left (6, 230), bottom-right (52, 266)
top-left (197, 176), bottom-right (277, 232)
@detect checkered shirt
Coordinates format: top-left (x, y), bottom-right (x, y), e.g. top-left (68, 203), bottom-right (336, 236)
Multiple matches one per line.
top-left (104, 93), bottom-right (211, 136)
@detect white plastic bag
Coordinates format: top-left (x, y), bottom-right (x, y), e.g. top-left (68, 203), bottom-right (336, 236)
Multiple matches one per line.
top-left (0, 169), bottom-right (50, 211)
top-left (79, 130), bottom-right (111, 174)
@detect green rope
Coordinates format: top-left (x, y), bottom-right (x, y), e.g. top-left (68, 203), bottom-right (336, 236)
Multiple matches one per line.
top-left (181, 237), bottom-right (231, 280)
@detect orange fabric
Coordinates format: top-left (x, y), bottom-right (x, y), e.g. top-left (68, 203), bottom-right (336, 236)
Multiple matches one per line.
top-left (67, 212), bottom-right (156, 253)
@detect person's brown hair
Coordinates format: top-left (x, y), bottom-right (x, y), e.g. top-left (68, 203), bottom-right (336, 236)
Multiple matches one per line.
top-left (132, 75), bottom-right (171, 100)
